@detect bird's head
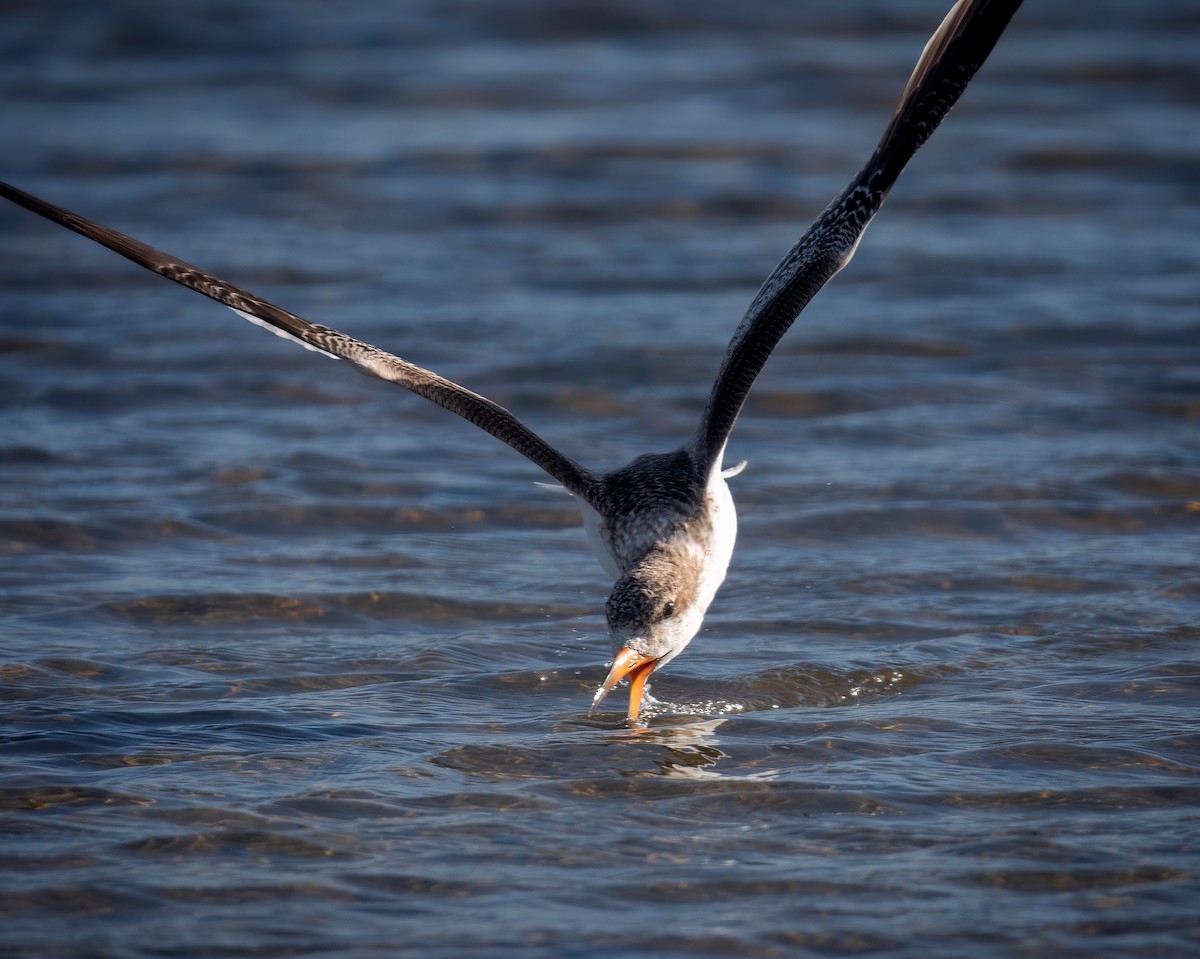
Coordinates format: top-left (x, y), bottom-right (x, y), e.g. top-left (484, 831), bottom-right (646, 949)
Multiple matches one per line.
top-left (590, 544), bottom-right (705, 723)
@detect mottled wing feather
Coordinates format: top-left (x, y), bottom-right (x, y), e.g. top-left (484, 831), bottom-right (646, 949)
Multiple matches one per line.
top-left (694, 0), bottom-right (1023, 469)
top-left (0, 179), bottom-right (598, 503)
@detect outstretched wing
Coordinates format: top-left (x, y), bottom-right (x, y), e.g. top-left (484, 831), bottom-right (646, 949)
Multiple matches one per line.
top-left (0, 180), bottom-right (599, 504)
top-left (692, 0), bottom-right (1022, 470)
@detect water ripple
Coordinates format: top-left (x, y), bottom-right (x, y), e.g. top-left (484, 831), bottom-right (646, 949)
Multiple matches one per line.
top-left (3, 2), bottom-right (1200, 957)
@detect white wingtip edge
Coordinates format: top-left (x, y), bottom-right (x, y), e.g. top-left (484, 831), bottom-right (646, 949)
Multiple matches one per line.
top-left (231, 308), bottom-right (339, 359)
top-left (534, 481), bottom-right (573, 496)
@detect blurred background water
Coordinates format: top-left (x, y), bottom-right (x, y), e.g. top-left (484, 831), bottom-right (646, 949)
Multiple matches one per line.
top-left (1, 1), bottom-right (1198, 956)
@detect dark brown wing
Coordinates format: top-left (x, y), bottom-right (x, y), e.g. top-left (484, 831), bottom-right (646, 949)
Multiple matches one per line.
top-left (0, 180), bottom-right (599, 503)
top-left (693, 0), bottom-right (1023, 470)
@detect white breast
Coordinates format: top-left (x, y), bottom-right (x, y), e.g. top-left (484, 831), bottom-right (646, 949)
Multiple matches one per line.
top-left (695, 464), bottom-right (738, 616)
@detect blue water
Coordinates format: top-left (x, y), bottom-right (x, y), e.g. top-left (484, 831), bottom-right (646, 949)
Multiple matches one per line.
top-left (2, 1), bottom-right (1199, 957)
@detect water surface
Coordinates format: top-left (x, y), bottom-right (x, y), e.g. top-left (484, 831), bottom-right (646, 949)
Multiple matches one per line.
top-left (2, 1), bottom-right (1199, 956)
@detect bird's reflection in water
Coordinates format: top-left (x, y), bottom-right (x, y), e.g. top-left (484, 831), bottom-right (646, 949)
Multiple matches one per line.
top-left (618, 716), bottom-right (780, 781)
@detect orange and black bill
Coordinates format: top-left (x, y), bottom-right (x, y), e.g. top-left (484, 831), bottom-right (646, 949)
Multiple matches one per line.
top-left (590, 647), bottom-right (658, 722)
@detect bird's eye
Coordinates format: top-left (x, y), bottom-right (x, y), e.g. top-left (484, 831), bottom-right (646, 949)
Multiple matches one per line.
top-left (662, 602), bottom-right (676, 619)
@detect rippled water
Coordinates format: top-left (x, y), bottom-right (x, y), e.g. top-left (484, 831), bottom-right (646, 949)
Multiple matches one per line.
top-left (2, 1), bottom-right (1199, 956)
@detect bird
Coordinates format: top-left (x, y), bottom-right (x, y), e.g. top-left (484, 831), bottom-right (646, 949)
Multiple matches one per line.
top-left (0, 0), bottom-right (1022, 725)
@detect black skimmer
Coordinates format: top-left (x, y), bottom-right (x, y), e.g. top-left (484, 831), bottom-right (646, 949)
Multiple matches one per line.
top-left (0, 0), bottom-right (1023, 724)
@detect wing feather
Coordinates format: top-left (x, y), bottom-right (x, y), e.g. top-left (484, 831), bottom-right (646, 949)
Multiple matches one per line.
top-left (0, 179), bottom-right (598, 502)
top-left (693, 0), bottom-right (1022, 469)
